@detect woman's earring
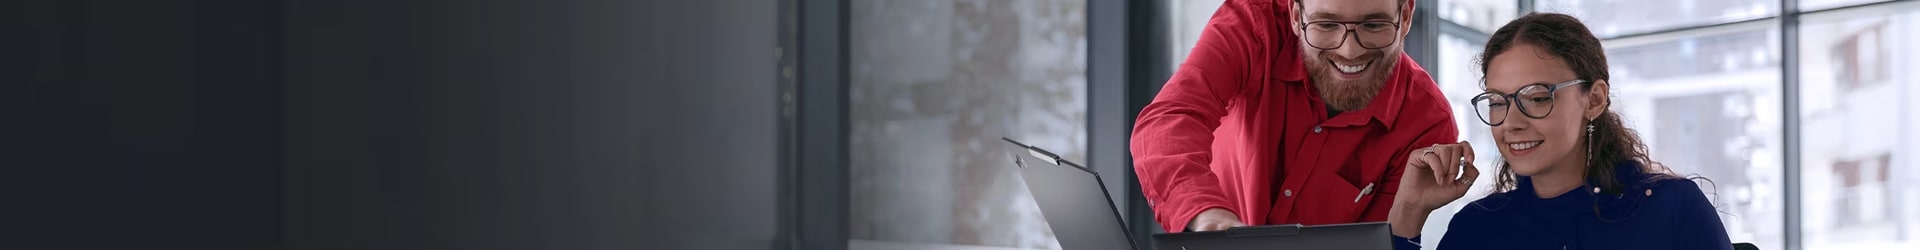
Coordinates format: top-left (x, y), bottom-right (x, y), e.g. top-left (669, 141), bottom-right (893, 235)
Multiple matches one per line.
top-left (1586, 123), bottom-right (1596, 165)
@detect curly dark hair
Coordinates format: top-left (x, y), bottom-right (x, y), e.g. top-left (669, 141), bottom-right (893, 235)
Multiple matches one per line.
top-left (1476, 12), bottom-right (1680, 195)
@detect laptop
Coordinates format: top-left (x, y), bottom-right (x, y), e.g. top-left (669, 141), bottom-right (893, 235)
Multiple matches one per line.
top-left (1004, 137), bottom-right (1391, 250)
top-left (1151, 222), bottom-right (1392, 250)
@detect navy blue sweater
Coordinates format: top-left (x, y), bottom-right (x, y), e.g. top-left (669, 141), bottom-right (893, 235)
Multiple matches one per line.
top-left (1393, 162), bottom-right (1733, 250)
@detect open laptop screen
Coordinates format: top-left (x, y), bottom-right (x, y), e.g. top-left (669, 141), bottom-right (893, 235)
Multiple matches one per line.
top-left (1005, 138), bottom-right (1138, 250)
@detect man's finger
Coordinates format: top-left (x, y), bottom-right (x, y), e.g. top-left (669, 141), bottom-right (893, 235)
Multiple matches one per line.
top-left (1212, 220), bottom-right (1242, 231)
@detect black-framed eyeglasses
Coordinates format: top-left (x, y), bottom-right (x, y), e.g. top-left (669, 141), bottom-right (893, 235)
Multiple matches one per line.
top-left (1470, 79), bottom-right (1588, 126)
top-left (1299, 20), bottom-right (1401, 50)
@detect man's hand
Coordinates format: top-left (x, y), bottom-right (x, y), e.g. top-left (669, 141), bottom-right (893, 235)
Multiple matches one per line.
top-left (1187, 208), bottom-right (1246, 232)
top-left (1388, 141), bottom-right (1479, 237)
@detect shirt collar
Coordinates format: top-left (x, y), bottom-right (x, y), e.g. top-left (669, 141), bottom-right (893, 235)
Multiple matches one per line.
top-left (1512, 161), bottom-right (1656, 216)
top-left (1290, 53), bottom-right (1415, 130)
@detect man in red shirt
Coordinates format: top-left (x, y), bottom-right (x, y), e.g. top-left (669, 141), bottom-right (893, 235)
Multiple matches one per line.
top-left (1132, 0), bottom-right (1459, 232)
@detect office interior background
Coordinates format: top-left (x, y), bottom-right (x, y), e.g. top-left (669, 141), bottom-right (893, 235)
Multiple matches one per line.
top-left (841, 0), bottom-right (1919, 250)
top-left (7, 0), bottom-right (1915, 249)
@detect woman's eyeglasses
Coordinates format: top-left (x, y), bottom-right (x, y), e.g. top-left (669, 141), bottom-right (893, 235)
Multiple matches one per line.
top-left (1470, 79), bottom-right (1587, 126)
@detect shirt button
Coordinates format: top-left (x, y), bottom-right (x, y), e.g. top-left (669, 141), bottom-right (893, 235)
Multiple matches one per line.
top-left (1312, 126), bottom-right (1323, 133)
top-left (1284, 189), bottom-right (1294, 197)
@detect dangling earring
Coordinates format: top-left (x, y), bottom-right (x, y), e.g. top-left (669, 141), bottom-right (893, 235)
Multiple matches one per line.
top-left (1585, 122), bottom-right (1595, 166)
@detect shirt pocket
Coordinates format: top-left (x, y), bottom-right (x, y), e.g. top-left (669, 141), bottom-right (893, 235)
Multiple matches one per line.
top-left (1338, 152), bottom-right (1392, 198)
top-left (1313, 154), bottom-right (1392, 222)
top-left (1337, 150), bottom-right (1392, 189)
top-left (1305, 172), bottom-right (1369, 223)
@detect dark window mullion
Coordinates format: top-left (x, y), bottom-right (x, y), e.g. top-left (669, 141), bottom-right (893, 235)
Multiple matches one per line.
top-left (1780, 0), bottom-right (1803, 249)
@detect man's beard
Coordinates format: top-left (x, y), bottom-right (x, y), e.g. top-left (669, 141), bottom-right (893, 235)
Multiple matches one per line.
top-left (1306, 55), bottom-right (1395, 112)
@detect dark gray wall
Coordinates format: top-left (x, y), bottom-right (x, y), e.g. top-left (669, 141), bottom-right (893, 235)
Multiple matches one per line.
top-left (282, 0), bottom-right (779, 249)
top-left (7, 0), bottom-right (283, 249)
top-left (8, 0), bottom-right (783, 249)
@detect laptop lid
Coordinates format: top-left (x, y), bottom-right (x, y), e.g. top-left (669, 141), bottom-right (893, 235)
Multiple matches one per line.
top-left (1152, 222), bottom-right (1393, 250)
top-left (1004, 138), bottom-right (1138, 250)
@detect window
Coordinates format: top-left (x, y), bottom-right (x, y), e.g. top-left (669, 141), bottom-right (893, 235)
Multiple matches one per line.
top-left (1606, 26), bottom-right (1786, 249)
top-left (1536, 0), bottom-right (1778, 38)
top-left (1150, 1), bottom-right (1920, 249)
top-left (848, 0), bottom-right (1087, 248)
top-left (1423, 32), bottom-right (1505, 245)
top-left (1440, 0), bottom-right (1520, 32)
top-left (1802, 0), bottom-right (1895, 11)
top-left (1797, 5), bottom-right (1920, 249)
top-left (1168, 0), bottom-right (1228, 70)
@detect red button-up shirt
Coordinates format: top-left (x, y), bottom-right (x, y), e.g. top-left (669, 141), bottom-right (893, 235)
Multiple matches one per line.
top-left (1130, 0), bottom-right (1457, 232)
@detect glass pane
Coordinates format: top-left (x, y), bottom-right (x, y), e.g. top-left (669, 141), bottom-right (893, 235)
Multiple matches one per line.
top-left (1797, 7), bottom-right (1920, 250)
top-left (1422, 33), bottom-right (1507, 246)
top-left (1172, 0), bottom-right (1511, 64)
top-left (1167, 0), bottom-right (1229, 70)
top-left (1803, 0), bottom-right (1894, 11)
top-left (1607, 27), bottom-right (1785, 249)
top-left (1535, 0), bottom-right (1778, 38)
top-left (1440, 0), bottom-right (1520, 33)
top-left (848, 0), bottom-right (1086, 248)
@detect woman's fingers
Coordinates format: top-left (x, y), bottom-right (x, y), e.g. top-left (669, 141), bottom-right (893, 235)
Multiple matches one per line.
top-left (1459, 141), bottom-right (1476, 166)
top-left (1461, 155), bottom-right (1481, 186)
top-left (1419, 151), bottom-right (1445, 186)
top-left (1413, 142), bottom-right (1484, 188)
top-left (1439, 145), bottom-right (1461, 187)
top-left (1412, 150), bottom-right (1444, 185)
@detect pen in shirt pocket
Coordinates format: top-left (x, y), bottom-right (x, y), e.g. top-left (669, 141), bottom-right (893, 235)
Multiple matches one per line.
top-left (1354, 183), bottom-right (1374, 203)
